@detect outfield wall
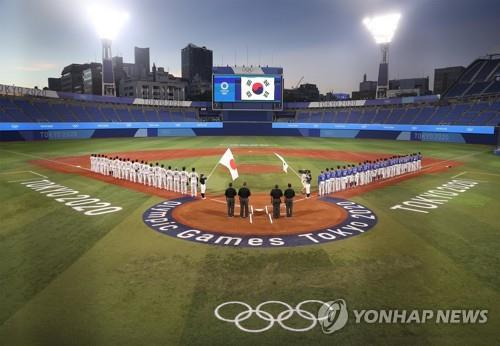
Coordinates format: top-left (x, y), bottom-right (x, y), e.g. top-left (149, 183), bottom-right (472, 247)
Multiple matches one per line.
top-left (0, 122), bottom-right (496, 144)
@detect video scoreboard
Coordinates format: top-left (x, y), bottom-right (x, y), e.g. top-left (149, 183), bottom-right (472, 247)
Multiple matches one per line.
top-left (212, 66), bottom-right (283, 111)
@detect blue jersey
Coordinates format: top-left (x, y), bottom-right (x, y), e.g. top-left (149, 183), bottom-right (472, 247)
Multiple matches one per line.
top-left (325, 171), bottom-right (331, 179)
top-left (336, 170), bottom-right (342, 178)
top-left (318, 174), bottom-right (325, 184)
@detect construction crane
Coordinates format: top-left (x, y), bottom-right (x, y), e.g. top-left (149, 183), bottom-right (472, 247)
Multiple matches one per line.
top-left (294, 76), bottom-right (304, 89)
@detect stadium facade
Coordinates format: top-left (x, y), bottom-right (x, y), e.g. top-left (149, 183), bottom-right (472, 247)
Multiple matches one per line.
top-left (1, 55), bottom-right (499, 144)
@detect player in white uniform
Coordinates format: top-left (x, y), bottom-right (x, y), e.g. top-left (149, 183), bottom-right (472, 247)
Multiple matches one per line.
top-left (300, 172), bottom-right (307, 195)
top-left (124, 159), bottom-right (131, 180)
top-left (118, 159), bottom-right (125, 179)
top-left (94, 155), bottom-right (100, 173)
top-left (131, 160), bottom-right (139, 183)
top-left (114, 157), bottom-right (121, 178)
top-left (189, 168), bottom-right (199, 197)
top-left (166, 166), bottom-right (173, 191)
top-left (90, 154), bottom-right (96, 172)
top-left (122, 159), bottom-right (129, 180)
top-left (159, 164), bottom-right (167, 189)
top-left (173, 168), bottom-right (180, 192)
top-left (180, 167), bottom-right (189, 194)
top-left (153, 163), bottom-right (161, 188)
top-left (305, 172), bottom-right (311, 198)
top-left (136, 161), bottom-right (143, 184)
top-left (102, 156), bottom-right (109, 176)
top-left (147, 164), bottom-right (155, 186)
top-left (141, 162), bottom-right (150, 185)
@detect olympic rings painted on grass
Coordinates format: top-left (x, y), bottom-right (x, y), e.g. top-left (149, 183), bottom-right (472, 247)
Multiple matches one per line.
top-left (214, 300), bottom-right (332, 333)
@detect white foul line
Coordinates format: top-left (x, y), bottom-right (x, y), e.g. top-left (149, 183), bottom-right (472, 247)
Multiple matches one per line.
top-left (0, 149), bottom-right (91, 172)
top-left (464, 171), bottom-right (500, 177)
top-left (451, 171), bottom-right (467, 179)
top-left (2, 170), bottom-right (49, 182)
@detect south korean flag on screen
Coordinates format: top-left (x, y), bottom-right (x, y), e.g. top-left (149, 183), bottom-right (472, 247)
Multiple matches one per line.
top-left (241, 77), bottom-right (275, 101)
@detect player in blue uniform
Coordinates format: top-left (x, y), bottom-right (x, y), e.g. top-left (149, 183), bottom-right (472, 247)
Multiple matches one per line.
top-left (324, 168), bottom-right (331, 194)
top-left (318, 171), bottom-right (325, 196)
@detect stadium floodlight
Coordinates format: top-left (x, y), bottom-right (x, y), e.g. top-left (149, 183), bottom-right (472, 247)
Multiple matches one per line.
top-left (362, 13), bottom-right (401, 44)
top-left (87, 4), bottom-right (129, 97)
top-left (363, 13), bottom-right (401, 99)
top-left (87, 5), bottom-right (129, 41)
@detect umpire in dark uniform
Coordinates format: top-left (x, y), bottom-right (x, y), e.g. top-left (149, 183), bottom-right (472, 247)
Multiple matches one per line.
top-left (225, 183), bottom-right (237, 217)
top-left (238, 182), bottom-right (251, 218)
top-left (270, 184), bottom-right (283, 218)
top-left (284, 183), bottom-right (295, 217)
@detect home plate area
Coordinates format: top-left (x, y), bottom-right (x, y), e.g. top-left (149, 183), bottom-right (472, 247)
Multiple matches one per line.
top-left (171, 194), bottom-right (349, 236)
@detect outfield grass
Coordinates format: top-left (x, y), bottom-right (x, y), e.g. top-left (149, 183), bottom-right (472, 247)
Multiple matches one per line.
top-left (0, 137), bottom-right (499, 345)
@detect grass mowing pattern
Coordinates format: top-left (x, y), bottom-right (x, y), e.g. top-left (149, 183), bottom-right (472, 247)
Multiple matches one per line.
top-left (0, 137), bottom-right (499, 345)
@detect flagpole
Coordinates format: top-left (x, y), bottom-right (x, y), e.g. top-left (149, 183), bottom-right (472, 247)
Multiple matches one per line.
top-left (207, 161), bottom-right (220, 179)
top-left (288, 165), bottom-right (302, 180)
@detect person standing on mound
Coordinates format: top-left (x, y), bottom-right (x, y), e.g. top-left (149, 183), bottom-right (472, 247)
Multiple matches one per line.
top-left (225, 183), bottom-right (237, 217)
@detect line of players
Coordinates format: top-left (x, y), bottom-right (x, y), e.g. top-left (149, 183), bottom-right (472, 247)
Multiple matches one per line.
top-left (317, 152), bottom-right (422, 196)
top-left (89, 154), bottom-right (206, 198)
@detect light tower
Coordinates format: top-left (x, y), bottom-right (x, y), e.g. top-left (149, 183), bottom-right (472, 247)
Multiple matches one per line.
top-left (363, 13), bottom-right (401, 99)
top-left (88, 5), bottom-right (128, 97)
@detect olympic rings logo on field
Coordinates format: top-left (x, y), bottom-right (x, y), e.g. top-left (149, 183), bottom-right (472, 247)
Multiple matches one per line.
top-left (214, 299), bottom-right (348, 333)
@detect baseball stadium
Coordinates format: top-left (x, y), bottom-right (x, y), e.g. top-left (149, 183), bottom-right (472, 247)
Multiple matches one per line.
top-left (1, 1), bottom-right (500, 345)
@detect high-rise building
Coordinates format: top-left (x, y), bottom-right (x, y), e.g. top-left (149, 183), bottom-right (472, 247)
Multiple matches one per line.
top-left (434, 66), bottom-right (465, 95)
top-left (101, 39), bottom-right (116, 96)
top-left (119, 77), bottom-right (187, 100)
top-left (360, 73), bottom-right (378, 92)
top-left (134, 47), bottom-right (150, 79)
top-left (284, 83), bottom-right (320, 102)
top-left (60, 63), bottom-right (90, 94)
top-left (387, 77), bottom-right (430, 97)
top-left (181, 43), bottom-right (213, 82)
top-left (352, 74), bottom-right (377, 100)
top-left (83, 63), bottom-right (102, 95)
top-left (47, 77), bottom-right (61, 91)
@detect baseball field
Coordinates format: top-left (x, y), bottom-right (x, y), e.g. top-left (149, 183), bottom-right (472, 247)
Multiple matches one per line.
top-left (0, 136), bottom-right (499, 345)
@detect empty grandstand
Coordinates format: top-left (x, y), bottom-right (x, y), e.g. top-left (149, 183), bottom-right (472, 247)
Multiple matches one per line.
top-left (444, 54), bottom-right (500, 99)
top-left (287, 99), bottom-right (500, 126)
top-left (0, 96), bottom-right (198, 123)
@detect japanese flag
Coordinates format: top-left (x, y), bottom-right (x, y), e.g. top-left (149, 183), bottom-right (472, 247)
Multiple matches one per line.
top-left (274, 153), bottom-right (289, 173)
top-left (219, 148), bottom-right (239, 180)
top-left (241, 77), bottom-right (275, 101)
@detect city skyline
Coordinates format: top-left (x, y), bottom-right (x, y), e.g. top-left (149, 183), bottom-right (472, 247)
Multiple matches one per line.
top-left (1, 0), bottom-right (499, 93)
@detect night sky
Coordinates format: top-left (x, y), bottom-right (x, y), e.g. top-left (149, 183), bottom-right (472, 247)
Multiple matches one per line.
top-left (1, 0), bottom-right (499, 93)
